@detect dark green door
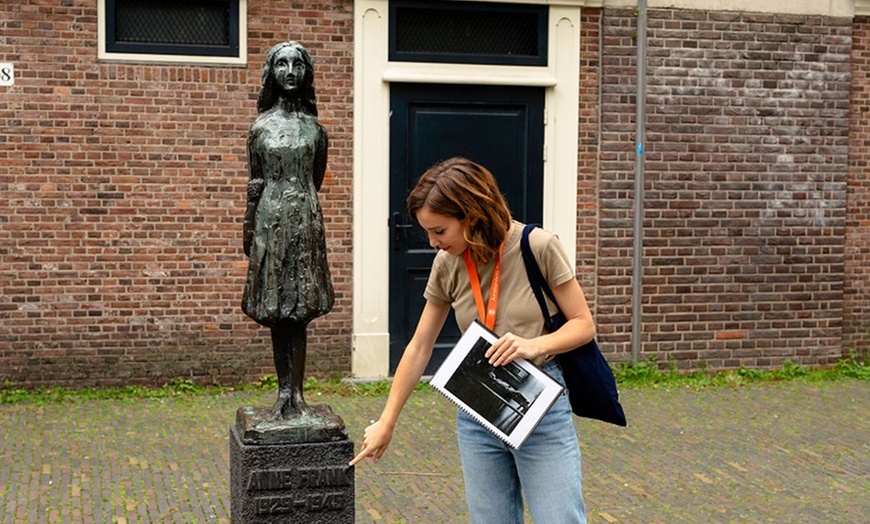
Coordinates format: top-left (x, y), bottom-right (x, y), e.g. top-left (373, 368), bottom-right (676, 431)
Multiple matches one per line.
top-left (389, 83), bottom-right (545, 374)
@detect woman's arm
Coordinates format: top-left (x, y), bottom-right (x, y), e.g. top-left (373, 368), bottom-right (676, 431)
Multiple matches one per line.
top-left (349, 299), bottom-right (450, 466)
top-left (487, 278), bottom-right (596, 366)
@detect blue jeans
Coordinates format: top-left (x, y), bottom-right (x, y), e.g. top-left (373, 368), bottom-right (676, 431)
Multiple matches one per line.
top-left (456, 361), bottom-right (586, 524)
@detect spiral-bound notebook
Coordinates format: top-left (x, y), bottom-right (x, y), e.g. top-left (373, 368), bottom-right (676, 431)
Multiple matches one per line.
top-left (430, 319), bottom-right (564, 449)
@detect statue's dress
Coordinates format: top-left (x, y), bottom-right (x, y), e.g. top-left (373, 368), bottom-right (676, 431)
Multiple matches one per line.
top-left (242, 109), bottom-right (334, 326)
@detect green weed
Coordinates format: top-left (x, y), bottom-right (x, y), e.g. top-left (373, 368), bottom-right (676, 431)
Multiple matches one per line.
top-left (835, 350), bottom-right (870, 380)
top-left (613, 354), bottom-right (869, 390)
top-left (0, 353), bottom-right (866, 405)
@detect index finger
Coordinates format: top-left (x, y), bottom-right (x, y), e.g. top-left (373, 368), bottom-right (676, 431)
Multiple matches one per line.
top-left (349, 448), bottom-right (369, 466)
top-left (349, 442), bottom-right (379, 466)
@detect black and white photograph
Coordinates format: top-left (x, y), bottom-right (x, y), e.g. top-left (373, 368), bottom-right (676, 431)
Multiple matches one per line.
top-left (430, 320), bottom-right (564, 449)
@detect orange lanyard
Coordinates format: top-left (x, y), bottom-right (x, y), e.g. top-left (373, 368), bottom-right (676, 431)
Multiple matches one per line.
top-left (463, 243), bottom-right (505, 330)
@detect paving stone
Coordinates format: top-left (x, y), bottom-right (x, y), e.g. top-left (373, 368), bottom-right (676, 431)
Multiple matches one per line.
top-left (0, 380), bottom-right (867, 523)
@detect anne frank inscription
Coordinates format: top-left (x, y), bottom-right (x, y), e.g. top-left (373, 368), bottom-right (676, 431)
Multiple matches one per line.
top-left (248, 466), bottom-right (351, 516)
top-left (230, 425), bottom-right (354, 523)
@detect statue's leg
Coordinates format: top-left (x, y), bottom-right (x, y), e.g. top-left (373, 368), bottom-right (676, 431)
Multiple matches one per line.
top-left (288, 323), bottom-right (312, 416)
top-left (268, 325), bottom-right (293, 418)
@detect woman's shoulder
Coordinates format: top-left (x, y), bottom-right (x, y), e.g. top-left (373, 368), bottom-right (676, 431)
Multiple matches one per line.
top-left (522, 224), bottom-right (572, 272)
top-left (520, 223), bottom-right (562, 252)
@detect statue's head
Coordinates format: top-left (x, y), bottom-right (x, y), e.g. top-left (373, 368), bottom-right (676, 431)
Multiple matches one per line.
top-left (257, 41), bottom-right (318, 116)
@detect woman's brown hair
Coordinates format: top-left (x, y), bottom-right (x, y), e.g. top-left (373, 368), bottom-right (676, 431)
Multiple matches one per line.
top-left (407, 157), bottom-right (512, 264)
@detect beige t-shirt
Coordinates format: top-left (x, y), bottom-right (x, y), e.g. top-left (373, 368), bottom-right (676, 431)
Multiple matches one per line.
top-left (424, 221), bottom-right (575, 364)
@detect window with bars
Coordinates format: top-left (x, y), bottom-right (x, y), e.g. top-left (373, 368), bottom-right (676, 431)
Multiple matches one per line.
top-left (105, 0), bottom-right (240, 58)
top-left (389, 1), bottom-right (548, 66)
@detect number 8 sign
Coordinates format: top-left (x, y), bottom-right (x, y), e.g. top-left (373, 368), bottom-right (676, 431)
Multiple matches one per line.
top-left (0, 63), bottom-right (14, 87)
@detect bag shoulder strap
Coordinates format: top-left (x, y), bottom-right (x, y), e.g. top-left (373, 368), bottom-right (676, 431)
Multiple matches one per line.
top-left (520, 224), bottom-right (561, 332)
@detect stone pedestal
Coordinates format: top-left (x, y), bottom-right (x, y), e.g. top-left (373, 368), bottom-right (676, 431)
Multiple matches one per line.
top-left (229, 405), bottom-right (354, 523)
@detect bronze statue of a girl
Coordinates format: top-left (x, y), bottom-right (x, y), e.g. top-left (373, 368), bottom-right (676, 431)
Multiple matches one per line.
top-left (242, 41), bottom-right (334, 419)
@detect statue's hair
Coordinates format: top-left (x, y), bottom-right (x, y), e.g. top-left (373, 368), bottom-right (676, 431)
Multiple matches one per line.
top-left (257, 41), bottom-right (318, 116)
top-left (407, 157), bottom-right (512, 265)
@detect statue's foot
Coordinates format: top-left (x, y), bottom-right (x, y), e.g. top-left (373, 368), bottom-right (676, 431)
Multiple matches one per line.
top-left (268, 391), bottom-right (292, 420)
top-left (267, 391), bottom-right (317, 419)
top-left (292, 395), bottom-right (316, 418)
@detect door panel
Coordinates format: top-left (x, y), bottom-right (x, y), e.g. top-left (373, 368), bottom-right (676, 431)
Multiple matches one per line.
top-left (389, 83), bottom-right (544, 374)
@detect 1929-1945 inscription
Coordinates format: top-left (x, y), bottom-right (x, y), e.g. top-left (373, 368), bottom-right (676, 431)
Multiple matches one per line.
top-left (255, 492), bottom-right (345, 516)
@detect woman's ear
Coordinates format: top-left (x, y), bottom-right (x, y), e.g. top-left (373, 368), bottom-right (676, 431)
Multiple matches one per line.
top-left (462, 219), bottom-right (477, 245)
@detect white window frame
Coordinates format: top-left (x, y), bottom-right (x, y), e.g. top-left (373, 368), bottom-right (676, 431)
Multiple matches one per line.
top-left (97, 0), bottom-right (247, 65)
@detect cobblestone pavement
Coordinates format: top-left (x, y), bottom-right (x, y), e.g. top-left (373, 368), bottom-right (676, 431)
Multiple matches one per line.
top-left (0, 380), bottom-right (867, 523)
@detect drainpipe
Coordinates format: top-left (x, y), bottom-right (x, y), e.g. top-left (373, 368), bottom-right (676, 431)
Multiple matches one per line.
top-left (631, 0), bottom-right (647, 364)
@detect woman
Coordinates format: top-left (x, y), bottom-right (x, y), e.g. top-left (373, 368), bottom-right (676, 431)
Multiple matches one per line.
top-left (242, 41), bottom-right (333, 419)
top-left (350, 157), bottom-right (595, 523)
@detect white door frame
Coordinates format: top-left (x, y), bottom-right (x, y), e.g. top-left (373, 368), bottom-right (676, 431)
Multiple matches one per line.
top-left (352, 0), bottom-right (590, 378)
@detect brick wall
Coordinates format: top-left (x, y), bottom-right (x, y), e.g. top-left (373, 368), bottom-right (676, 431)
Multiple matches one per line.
top-left (846, 16), bottom-right (870, 358)
top-left (576, 8), bottom-right (601, 306)
top-left (2, 1), bottom-right (866, 387)
top-left (0, 1), bottom-right (355, 387)
top-left (598, 9), bottom-right (851, 369)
